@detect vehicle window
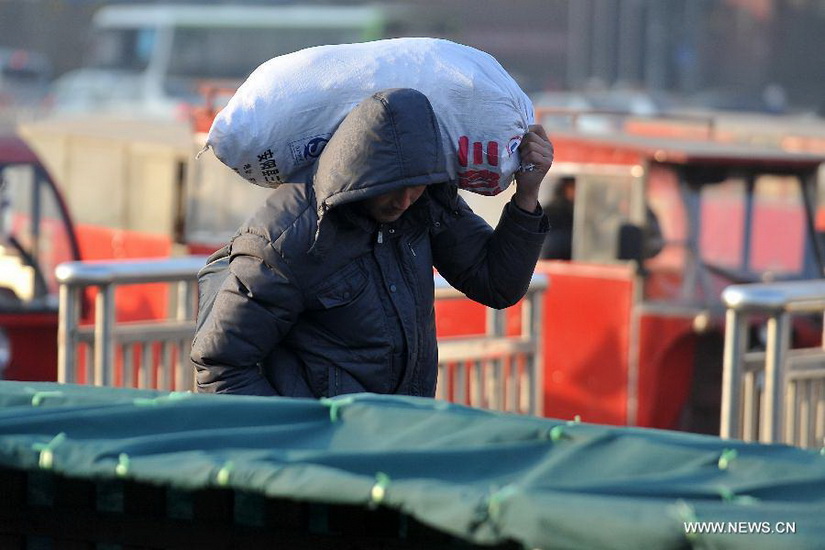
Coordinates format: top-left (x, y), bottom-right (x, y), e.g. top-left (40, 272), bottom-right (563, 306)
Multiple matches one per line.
top-left (1, 164), bottom-right (35, 244)
top-left (699, 176), bottom-right (746, 269)
top-left (643, 166), bottom-right (814, 305)
top-left (750, 175), bottom-right (805, 273)
top-left (167, 27), bottom-right (369, 82)
top-left (643, 165), bottom-right (692, 301)
top-left (1, 164), bottom-right (76, 296)
top-left (574, 174), bottom-right (637, 263)
top-left (90, 29), bottom-right (156, 71)
top-left (646, 164), bottom-right (687, 270)
top-left (699, 174), bottom-right (806, 276)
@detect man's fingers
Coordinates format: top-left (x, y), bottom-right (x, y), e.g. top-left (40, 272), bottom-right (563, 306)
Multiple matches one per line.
top-left (519, 126), bottom-right (554, 172)
top-left (527, 123), bottom-right (550, 141)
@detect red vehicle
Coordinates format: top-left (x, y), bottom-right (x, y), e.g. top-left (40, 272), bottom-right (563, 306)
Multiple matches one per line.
top-left (0, 135), bottom-right (80, 381)
top-left (529, 114), bottom-right (825, 433)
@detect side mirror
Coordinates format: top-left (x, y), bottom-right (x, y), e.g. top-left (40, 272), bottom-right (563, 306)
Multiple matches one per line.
top-left (617, 223), bottom-right (644, 262)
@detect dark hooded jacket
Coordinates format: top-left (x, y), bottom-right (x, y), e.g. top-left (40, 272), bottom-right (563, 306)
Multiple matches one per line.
top-left (191, 88), bottom-right (548, 398)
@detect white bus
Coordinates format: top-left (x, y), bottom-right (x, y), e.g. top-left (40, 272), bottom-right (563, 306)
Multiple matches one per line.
top-left (51, 4), bottom-right (403, 119)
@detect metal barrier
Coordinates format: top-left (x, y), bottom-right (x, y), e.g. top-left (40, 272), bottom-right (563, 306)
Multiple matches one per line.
top-left (434, 275), bottom-right (547, 416)
top-left (721, 280), bottom-right (825, 448)
top-left (56, 256), bottom-right (547, 415)
top-left (56, 256), bottom-right (207, 392)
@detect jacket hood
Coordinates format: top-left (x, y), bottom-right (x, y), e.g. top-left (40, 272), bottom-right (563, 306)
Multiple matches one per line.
top-left (312, 88), bottom-right (451, 217)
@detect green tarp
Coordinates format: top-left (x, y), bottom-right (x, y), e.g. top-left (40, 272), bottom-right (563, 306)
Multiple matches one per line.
top-left (0, 380), bottom-right (823, 549)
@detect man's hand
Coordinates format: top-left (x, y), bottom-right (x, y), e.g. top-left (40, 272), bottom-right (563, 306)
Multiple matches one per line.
top-left (513, 124), bottom-right (553, 213)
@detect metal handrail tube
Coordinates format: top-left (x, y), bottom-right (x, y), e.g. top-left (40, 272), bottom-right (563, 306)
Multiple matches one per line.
top-left (723, 280), bottom-right (825, 313)
top-left (434, 273), bottom-right (549, 298)
top-left (72, 320), bottom-right (196, 343)
top-left (56, 256), bottom-right (210, 286)
top-left (436, 337), bottom-right (536, 361)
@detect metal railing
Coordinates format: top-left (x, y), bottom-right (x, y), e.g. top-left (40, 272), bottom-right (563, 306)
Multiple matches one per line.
top-left (56, 256), bottom-right (547, 416)
top-left (434, 274), bottom-right (547, 417)
top-left (720, 280), bottom-right (825, 448)
top-left (56, 256), bottom-right (207, 392)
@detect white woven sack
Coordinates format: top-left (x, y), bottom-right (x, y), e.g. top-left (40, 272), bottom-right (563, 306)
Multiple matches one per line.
top-left (205, 37), bottom-right (534, 196)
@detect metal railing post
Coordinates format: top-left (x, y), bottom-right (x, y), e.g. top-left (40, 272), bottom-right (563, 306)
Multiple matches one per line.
top-left (526, 285), bottom-right (545, 417)
top-left (176, 280), bottom-right (196, 391)
top-left (720, 307), bottom-right (746, 439)
top-left (761, 312), bottom-right (791, 444)
top-left (486, 307), bottom-right (505, 411)
top-left (57, 282), bottom-right (79, 383)
top-left (94, 283), bottom-right (116, 386)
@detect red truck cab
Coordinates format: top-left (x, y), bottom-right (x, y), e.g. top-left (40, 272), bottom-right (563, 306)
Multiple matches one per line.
top-left (537, 121), bottom-right (825, 433)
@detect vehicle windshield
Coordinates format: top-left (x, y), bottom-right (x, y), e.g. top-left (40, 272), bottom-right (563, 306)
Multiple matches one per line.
top-left (572, 173), bottom-right (639, 263)
top-left (699, 173), bottom-right (809, 277)
top-left (167, 27), bottom-right (369, 80)
top-left (89, 29), bottom-right (156, 72)
top-left (0, 162), bottom-right (78, 304)
top-left (644, 164), bottom-right (821, 306)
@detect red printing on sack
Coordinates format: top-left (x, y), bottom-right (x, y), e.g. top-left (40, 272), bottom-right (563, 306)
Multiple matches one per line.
top-left (457, 136), bottom-right (501, 168)
top-left (458, 169), bottom-right (500, 190)
top-left (487, 142), bottom-right (499, 166)
top-left (458, 136), bottom-right (469, 167)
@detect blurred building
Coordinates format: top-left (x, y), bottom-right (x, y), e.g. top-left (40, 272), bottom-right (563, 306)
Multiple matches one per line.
top-left (562, 0), bottom-right (825, 112)
top-left (0, 0), bottom-right (824, 112)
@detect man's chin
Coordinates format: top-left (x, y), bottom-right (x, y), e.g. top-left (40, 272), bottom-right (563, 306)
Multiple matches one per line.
top-left (378, 211), bottom-right (404, 223)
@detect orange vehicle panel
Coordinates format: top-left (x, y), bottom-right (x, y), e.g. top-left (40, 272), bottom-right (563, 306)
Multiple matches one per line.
top-left (553, 139), bottom-right (643, 166)
top-left (536, 261), bottom-right (635, 425)
top-left (76, 224), bottom-right (173, 323)
top-left (635, 313), bottom-right (696, 430)
top-left (435, 299), bottom-right (487, 337)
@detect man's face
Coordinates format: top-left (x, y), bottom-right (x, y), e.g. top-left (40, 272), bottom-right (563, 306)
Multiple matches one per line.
top-left (362, 184), bottom-right (427, 224)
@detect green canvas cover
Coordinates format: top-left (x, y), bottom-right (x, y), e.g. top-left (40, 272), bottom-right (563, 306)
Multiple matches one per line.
top-left (0, 380), bottom-right (823, 549)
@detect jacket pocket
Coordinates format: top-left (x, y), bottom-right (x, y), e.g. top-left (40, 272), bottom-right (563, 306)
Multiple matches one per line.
top-left (315, 261), bottom-right (369, 309)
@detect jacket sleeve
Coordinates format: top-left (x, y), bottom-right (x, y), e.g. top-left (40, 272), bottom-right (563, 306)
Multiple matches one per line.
top-left (431, 194), bottom-right (548, 309)
top-left (190, 232), bottom-right (304, 395)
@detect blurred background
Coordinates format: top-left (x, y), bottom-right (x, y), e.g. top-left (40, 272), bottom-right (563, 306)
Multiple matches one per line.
top-left (2, 0), bottom-right (825, 433)
top-left (4, 0), bottom-right (825, 258)
top-left (1, 0), bottom-right (825, 125)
